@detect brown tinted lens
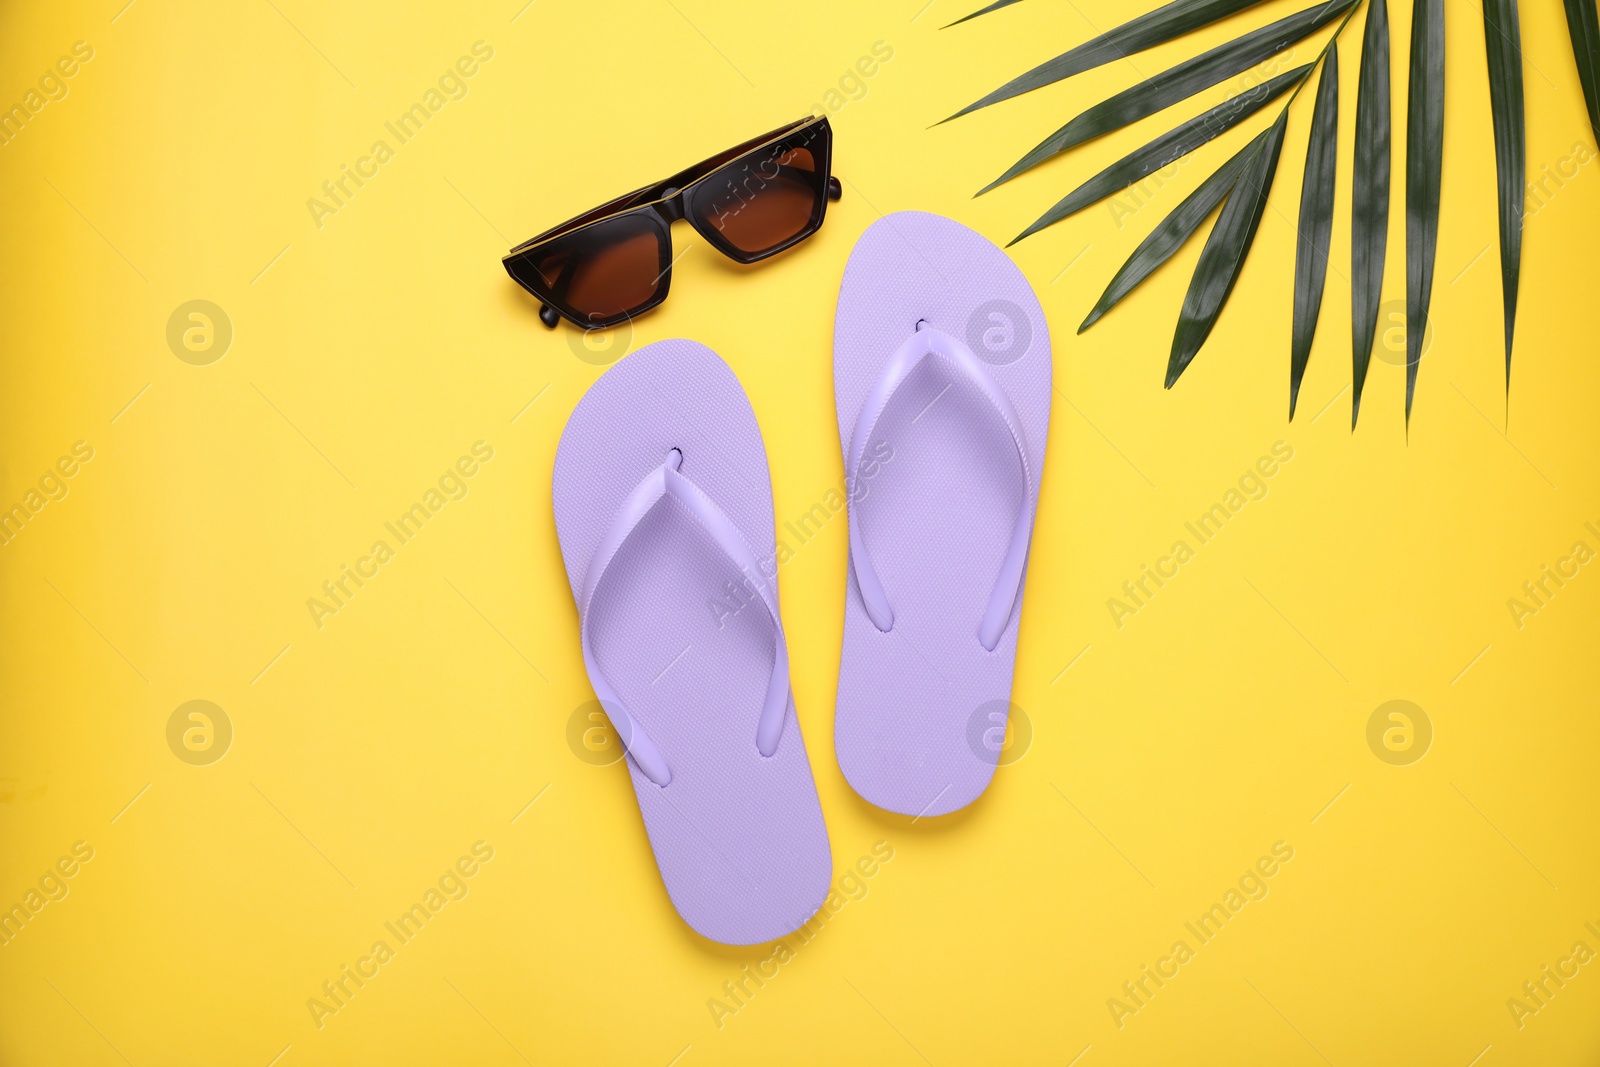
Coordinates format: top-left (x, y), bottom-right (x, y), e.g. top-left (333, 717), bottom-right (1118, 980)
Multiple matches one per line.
top-left (517, 213), bottom-right (665, 322)
top-left (693, 144), bottom-right (821, 255)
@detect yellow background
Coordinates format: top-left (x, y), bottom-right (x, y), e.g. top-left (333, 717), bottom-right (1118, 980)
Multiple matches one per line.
top-left (2, 0), bottom-right (1598, 1063)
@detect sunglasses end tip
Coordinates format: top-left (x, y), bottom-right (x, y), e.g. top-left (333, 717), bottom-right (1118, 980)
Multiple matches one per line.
top-left (539, 304), bottom-right (561, 329)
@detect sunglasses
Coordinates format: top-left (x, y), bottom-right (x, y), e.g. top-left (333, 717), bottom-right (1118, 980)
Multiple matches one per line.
top-left (503, 116), bottom-right (840, 330)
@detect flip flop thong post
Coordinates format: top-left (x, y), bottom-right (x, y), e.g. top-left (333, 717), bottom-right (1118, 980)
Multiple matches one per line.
top-left (553, 340), bottom-right (832, 945)
top-left (833, 211), bottom-right (1052, 818)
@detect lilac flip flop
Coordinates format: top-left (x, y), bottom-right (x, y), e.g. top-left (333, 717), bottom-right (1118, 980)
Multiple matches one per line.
top-left (833, 211), bottom-right (1052, 817)
top-left (552, 340), bottom-right (832, 945)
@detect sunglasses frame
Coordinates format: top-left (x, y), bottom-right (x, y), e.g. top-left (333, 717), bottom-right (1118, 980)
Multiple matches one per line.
top-left (503, 115), bottom-right (840, 330)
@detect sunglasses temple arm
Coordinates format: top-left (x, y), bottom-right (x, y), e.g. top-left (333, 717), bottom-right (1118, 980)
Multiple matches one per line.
top-left (827, 175), bottom-right (842, 201)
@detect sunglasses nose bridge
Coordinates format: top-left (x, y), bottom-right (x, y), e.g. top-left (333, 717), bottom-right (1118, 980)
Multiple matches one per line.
top-left (656, 187), bottom-right (687, 224)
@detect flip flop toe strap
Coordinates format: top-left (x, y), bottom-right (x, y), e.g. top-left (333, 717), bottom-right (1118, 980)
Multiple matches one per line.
top-left (579, 449), bottom-right (791, 787)
top-left (845, 324), bottom-right (1035, 652)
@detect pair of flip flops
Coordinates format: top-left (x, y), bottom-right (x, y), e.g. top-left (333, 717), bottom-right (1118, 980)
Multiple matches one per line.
top-left (552, 212), bottom-right (1051, 945)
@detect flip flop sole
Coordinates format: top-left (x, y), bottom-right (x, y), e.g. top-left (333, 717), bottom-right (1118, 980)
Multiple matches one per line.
top-left (553, 340), bottom-right (832, 945)
top-left (833, 212), bottom-right (1052, 817)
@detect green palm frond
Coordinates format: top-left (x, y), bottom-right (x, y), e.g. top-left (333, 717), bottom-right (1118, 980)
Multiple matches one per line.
top-left (940, 0), bottom-right (1273, 122)
top-left (978, 0), bottom-right (1352, 194)
top-left (1563, 0), bottom-right (1600, 144)
top-left (1291, 44), bottom-right (1339, 420)
top-left (1168, 111), bottom-right (1289, 386)
top-left (942, 0), bottom-right (1026, 30)
top-left (1350, 0), bottom-right (1390, 428)
top-left (944, 0), bottom-right (1589, 427)
top-left (1009, 65), bottom-right (1307, 244)
top-left (1484, 0), bottom-right (1525, 393)
top-left (1079, 135), bottom-right (1261, 333)
top-left (1404, 0), bottom-right (1444, 427)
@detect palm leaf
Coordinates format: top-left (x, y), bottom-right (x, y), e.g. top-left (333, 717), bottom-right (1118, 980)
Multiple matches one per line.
top-left (941, 0), bottom-right (1272, 123)
top-left (943, 0), bottom-right (1025, 29)
top-left (1010, 63), bottom-right (1308, 244)
top-left (1351, 0), bottom-right (1390, 429)
top-left (1167, 110), bottom-right (1290, 386)
top-left (1290, 45), bottom-right (1340, 419)
top-left (1563, 0), bottom-right (1600, 144)
top-left (1483, 0), bottom-right (1525, 391)
top-left (1405, 0), bottom-right (1444, 425)
top-left (953, 0), bottom-right (1585, 422)
top-left (979, 0), bottom-right (1355, 193)
top-left (1080, 132), bottom-right (1265, 332)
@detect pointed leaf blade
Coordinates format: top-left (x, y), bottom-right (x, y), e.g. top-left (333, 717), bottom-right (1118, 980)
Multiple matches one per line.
top-left (1562, 0), bottom-right (1600, 145)
top-left (943, 0), bottom-right (1271, 122)
top-left (1351, 0), bottom-right (1390, 429)
top-left (1405, 0), bottom-right (1445, 424)
top-left (1080, 131), bottom-right (1266, 331)
top-left (942, 0), bottom-right (1025, 29)
top-left (1290, 45), bottom-right (1339, 419)
top-left (1484, 0), bottom-right (1525, 390)
top-left (1011, 63), bottom-right (1308, 244)
top-left (980, 0), bottom-right (1355, 193)
top-left (1167, 110), bottom-right (1291, 386)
